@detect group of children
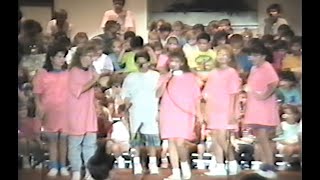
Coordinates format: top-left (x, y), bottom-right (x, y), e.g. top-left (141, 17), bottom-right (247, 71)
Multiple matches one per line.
top-left (18, 7), bottom-right (302, 180)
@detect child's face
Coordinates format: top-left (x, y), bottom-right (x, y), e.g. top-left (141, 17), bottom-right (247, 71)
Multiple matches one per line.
top-left (197, 39), bottom-right (210, 52)
top-left (148, 35), bottom-right (159, 45)
top-left (169, 57), bottom-right (183, 71)
top-left (216, 49), bottom-right (231, 66)
top-left (173, 26), bottom-right (183, 36)
top-left (166, 39), bottom-right (179, 52)
top-left (112, 41), bottom-right (122, 54)
top-left (80, 52), bottom-right (96, 68)
top-left (51, 51), bottom-right (66, 68)
top-left (154, 47), bottom-right (163, 56)
top-left (188, 38), bottom-right (197, 46)
top-left (136, 57), bottom-right (150, 71)
top-left (282, 107), bottom-right (298, 124)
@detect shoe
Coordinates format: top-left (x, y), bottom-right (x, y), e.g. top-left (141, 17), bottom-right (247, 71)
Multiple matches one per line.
top-left (133, 164), bottom-right (143, 175)
top-left (60, 167), bottom-right (70, 176)
top-left (71, 171), bottom-right (81, 180)
top-left (256, 164), bottom-right (278, 179)
top-left (23, 157), bottom-right (31, 169)
top-left (47, 168), bottom-right (59, 177)
top-left (205, 164), bottom-right (227, 176)
top-left (149, 163), bottom-right (159, 174)
top-left (228, 160), bottom-right (240, 175)
top-left (117, 157), bottom-right (126, 169)
top-left (197, 161), bottom-right (206, 170)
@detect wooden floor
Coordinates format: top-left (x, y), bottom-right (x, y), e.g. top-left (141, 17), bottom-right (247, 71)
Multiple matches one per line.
top-left (19, 169), bottom-right (302, 180)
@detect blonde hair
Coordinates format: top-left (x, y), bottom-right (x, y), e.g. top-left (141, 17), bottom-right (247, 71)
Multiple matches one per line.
top-left (185, 30), bottom-right (197, 41)
top-left (214, 44), bottom-right (237, 69)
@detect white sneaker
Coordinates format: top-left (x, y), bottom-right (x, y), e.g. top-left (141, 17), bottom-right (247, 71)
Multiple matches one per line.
top-left (47, 168), bottom-right (59, 177)
top-left (60, 167), bottom-right (70, 176)
top-left (205, 164), bottom-right (227, 176)
top-left (149, 164), bottom-right (159, 174)
top-left (117, 157), bottom-right (126, 169)
top-left (22, 157), bottom-right (31, 169)
top-left (133, 164), bottom-right (143, 175)
top-left (71, 171), bottom-right (81, 180)
top-left (180, 163), bottom-right (191, 179)
top-left (197, 161), bottom-right (206, 170)
top-left (256, 170), bottom-right (277, 179)
top-left (251, 161), bottom-right (262, 171)
top-left (228, 160), bottom-right (240, 175)
top-left (164, 174), bottom-right (182, 180)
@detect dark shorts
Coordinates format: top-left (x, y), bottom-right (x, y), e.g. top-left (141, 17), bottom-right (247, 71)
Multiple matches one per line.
top-left (130, 134), bottom-right (161, 148)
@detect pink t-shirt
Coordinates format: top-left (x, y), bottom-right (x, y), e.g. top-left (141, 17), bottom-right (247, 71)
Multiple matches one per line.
top-left (244, 62), bottom-right (280, 127)
top-left (203, 68), bottom-right (241, 130)
top-left (33, 69), bottom-right (69, 132)
top-left (65, 67), bottom-right (98, 135)
top-left (100, 10), bottom-right (136, 33)
top-left (159, 73), bottom-right (201, 141)
top-left (156, 54), bottom-right (169, 71)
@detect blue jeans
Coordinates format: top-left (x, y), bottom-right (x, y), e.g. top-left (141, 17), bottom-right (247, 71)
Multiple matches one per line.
top-left (68, 133), bottom-right (97, 172)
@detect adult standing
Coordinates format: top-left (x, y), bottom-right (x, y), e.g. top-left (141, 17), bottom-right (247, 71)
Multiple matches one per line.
top-left (100, 0), bottom-right (136, 35)
top-left (264, 4), bottom-right (288, 35)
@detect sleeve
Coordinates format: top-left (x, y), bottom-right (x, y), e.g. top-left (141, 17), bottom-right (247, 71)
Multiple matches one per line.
top-left (103, 55), bottom-right (114, 71)
top-left (32, 69), bottom-right (45, 94)
top-left (125, 11), bottom-right (136, 32)
top-left (264, 64), bottom-right (279, 85)
top-left (46, 20), bottom-right (54, 35)
top-left (68, 68), bottom-right (85, 99)
top-left (293, 89), bottom-right (302, 105)
top-left (156, 54), bottom-right (168, 70)
top-left (100, 11), bottom-right (110, 28)
top-left (65, 49), bottom-right (74, 65)
top-left (121, 75), bottom-right (133, 100)
top-left (228, 69), bottom-right (241, 94)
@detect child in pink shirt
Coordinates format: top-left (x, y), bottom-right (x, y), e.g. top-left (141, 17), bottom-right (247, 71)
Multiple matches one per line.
top-left (243, 40), bottom-right (280, 179)
top-left (157, 52), bottom-right (202, 180)
top-left (66, 43), bottom-right (101, 180)
top-left (203, 45), bottom-right (241, 176)
top-left (32, 45), bottom-right (69, 177)
top-left (156, 36), bottom-right (181, 74)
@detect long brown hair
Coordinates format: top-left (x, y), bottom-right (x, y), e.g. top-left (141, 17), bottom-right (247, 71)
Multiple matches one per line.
top-left (68, 42), bottom-right (97, 69)
top-left (214, 44), bottom-right (237, 69)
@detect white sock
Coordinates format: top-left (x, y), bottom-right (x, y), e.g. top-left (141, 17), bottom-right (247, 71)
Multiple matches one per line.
top-left (229, 160), bottom-right (238, 166)
top-left (172, 168), bottom-right (181, 176)
top-left (180, 161), bottom-right (191, 171)
top-left (133, 157), bottom-right (140, 165)
top-left (149, 156), bottom-right (157, 165)
top-left (117, 156), bottom-right (125, 168)
top-left (161, 157), bottom-right (168, 163)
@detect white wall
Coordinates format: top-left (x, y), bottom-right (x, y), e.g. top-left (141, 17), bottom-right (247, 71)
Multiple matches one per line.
top-left (54, 0), bottom-right (148, 40)
top-left (20, 6), bottom-right (52, 30)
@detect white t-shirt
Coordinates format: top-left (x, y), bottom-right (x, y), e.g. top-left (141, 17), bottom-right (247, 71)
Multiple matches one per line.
top-left (183, 43), bottom-right (199, 58)
top-left (273, 121), bottom-right (299, 144)
top-left (93, 53), bottom-right (114, 74)
top-left (121, 70), bottom-right (160, 134)
top-left (66, 47), bottom-right (77, 65)
top-left (111, 121), bottom-right (130, 143)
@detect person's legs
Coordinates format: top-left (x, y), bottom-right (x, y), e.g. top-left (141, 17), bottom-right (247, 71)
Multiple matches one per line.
top-left (82, 133), bottom-right (97, 179)
top-left (175, 138), bottom-right (191, 179)
top-left (46, 132), bottom-right (59, 176)
top-left (197, 143), bottom-right (206, 169)
top-left (144, 134), bottom-right (161, 174)
top-left (254, 127), bottom-right (277, 178)
top-left (160, 140), bottom-right (169, 168)
top-left (58, 133), bottom-right (69, 176)
top-left (68, 135), bottom-right (84, 180)
top-left (166, 138), bottom-right (181, 179)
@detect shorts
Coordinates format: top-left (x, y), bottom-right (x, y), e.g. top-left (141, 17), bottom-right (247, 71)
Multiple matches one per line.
top-left (131, 134), bottom-right (161, 148)
top-left (43, 132), bottom-right (68, 142)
